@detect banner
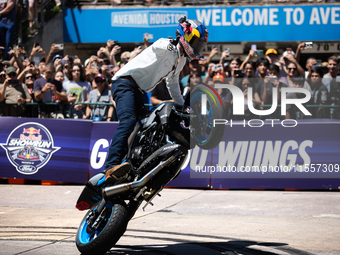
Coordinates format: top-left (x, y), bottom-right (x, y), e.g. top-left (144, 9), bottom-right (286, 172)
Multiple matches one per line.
top-left (0, 118), bottom-right (91, 183)
top-left (0, 117), bottom-right (339, 189)
top-left (63, 5), bottom-right (340, 43)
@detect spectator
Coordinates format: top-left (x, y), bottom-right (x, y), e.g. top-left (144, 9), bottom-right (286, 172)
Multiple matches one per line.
top-left (38, 59), bottom-right (46, 77)
top-left (52, 54), bottom-right (63, 69)
top-left (281, 61), bottom-right (302, 87)
top-left (322, 56), bottom-right (338, 87)
top-left (33, 63), bottom-right (67, 118)
top-left (28, 0), bottom-right (40, 37)
top-left (0, 0), bottom-right (16, 50)
top-left (0, 68), bottom-right (5, 84)
top-left (285, 78), bottom-right (307, 120)
top-left (0, 66), bottom-right (32, 116)
top-left (181, 57), bottom-right (206, 87)
top-left (63, 63), bottom-right (92, 118)
top-left (304, 57), bottom-right (317, 79)
top-left (235, 77), bottom-right (261, 120)
top-left (203, 63), bottom-right (224, 85)
top-left (229, 57), bottom-right (243, 85)
top-left (151, 78), bottom-right (184, 106)
top-left (262, 64), bottom-right (288, 118)
top-left (308, 66), bottom-right (330, 118)
top-left (84, 74), bottom-right (113, 121)
top-left (54, 70), bottom-right (64, 84)
top-left (120, 51), bottom-right (130, 62)
top-left (265, 48), bottom-right (278, 64)
top-left (1, 60), bottom-right (10, 72)
top-left (212, 73), bottom-right (232, 119)
top-left (281, 50), bottom-right (305, 77)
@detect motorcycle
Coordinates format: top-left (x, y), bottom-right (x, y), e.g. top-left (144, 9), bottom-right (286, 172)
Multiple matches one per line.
top-left (75, 84), bottom-right (225, 255)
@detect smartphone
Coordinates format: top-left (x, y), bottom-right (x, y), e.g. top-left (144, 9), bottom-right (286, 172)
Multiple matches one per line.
top-left (286, 47), bottom-right (292, 52)
top-left (305, 42), bottom-right (313, 49)
top-left (61, 59), bottom-right (67, 65)
top-left (91, 62), bottom-right (98, 69)
top-left (234, 70), bottom-right (245, 76)
top-left (213, 45), bottom-right (218, 49)
top-left (113, 40), bottom-right (121, 47)
top-left (225, 48), bottom-right (230, 53)
top-left (8, 79), bottom-right (19, 85)
top-left (35, 42), bottom-right (40, 47)
top-left (268, 76), bottom-right (277, 82)
top-left (254, 50), bottom-right (264, 56)
top-left (107, 65), bottom-right (114, 71)
top-left (251, 44), bottom-right (257, 50)
top-left (143, 33), bottom-right (154, 40)
top-left (55, 44), bottom-right (64, 50)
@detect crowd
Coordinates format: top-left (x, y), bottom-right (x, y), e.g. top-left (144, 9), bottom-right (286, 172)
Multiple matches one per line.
top-left (0, 38), bottom-right (340, 121)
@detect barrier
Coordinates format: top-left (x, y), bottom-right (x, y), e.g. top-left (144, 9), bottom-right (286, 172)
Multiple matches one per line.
top-left (0, 117), bottom-right (339, 189)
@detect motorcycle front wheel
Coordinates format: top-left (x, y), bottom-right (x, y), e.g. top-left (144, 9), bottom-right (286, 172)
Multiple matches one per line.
top-left (190, 84), bottom-right (225, 150)
top-left (75, 201), bottom-right (129, 255)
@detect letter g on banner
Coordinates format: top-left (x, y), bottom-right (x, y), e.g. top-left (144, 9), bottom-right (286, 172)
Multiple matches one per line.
top-left (91, 139), bottom-right (109, 169)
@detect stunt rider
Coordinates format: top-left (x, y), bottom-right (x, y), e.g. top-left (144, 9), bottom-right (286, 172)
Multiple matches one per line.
top-left (104, 17), bottom-right (209, 184)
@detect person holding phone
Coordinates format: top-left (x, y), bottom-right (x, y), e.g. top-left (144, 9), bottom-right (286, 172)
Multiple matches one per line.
top-left (33, 63), bottom-right (67, 118)
top-left (0, 66), bottom-right (32, 116)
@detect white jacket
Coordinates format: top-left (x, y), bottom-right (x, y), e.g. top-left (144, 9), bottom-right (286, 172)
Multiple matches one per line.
top-left (112, 38), bottom-right (185, 105)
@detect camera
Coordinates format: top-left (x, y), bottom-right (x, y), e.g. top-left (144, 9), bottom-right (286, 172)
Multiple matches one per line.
top-left (113, 40), bottom-right (121, 46)
top-left (234, 69), bottom-right (245, 77)
top-left (305, 42), bottom-right (313, 49)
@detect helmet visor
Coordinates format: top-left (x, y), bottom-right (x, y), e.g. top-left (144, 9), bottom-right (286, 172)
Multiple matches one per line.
top-left (190, 36), bottom-right (208, 56)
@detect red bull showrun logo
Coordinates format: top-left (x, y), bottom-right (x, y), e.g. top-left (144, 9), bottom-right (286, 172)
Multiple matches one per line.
top-left (0, 122), bottom-right (60, 175)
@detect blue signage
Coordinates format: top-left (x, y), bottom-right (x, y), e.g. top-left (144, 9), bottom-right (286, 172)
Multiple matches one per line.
top-left (63, 5), bottom-right (340, 43)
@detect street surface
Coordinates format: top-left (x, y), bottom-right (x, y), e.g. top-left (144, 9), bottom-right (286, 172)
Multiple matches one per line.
top-left (0, 185), bottom-right (339, 255)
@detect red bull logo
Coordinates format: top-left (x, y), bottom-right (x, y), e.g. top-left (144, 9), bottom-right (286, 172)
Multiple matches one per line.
top-left (23, 127), bottom-right (41, 135)
top-left (0, 122), bottom-right (60, 175)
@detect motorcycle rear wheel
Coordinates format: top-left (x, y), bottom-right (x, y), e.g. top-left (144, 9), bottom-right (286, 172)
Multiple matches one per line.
top-left (76, 201), bottom-right (129, 255)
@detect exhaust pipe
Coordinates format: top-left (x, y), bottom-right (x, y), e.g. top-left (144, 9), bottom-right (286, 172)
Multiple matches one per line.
top-left (102, 151), bottom-right (180, 198)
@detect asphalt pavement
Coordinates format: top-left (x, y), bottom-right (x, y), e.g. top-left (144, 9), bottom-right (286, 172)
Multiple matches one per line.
top-left (0, 185), bottom-right (339, 255)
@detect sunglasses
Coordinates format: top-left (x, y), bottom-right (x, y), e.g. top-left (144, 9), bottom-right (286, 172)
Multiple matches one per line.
top-left (0, 74), bottom-right (6, 78)
top-left (46, 71), bottom-right (55, 75)
top-left (72, 69), bottom-right (81, 73)
top-left (26, 76), bottom-right (34, 80)
top-left (95, 79), bottom-right (104, 83)
top-left (288, 68), bottom-right (297, 71)
top-left (8, 73), bottom-right (16, 77)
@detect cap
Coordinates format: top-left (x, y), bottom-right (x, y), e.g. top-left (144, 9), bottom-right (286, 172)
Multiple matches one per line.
top-left (190, 58), bottom-right (199, 62)
top-left (94, 74), bottom-right (105, 80)
top-left (6, 66), bottom-right (17, 74)
top-left (52, 55), bottom-right (63, 63)
top-left (212, 73), bottom-right (224, 83)
top-left (2, 60), bottom-right (11, 66)
top-left (265, 48), bottom-right (277, 55)
top-left (282, 50), bottom-right (296, 58)
top-left (103, 58), bottom-right (110, 64)
top-left (322, 62), bottom-right (328, 68)
top-left (84, 58), bottom-right (90, 67)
